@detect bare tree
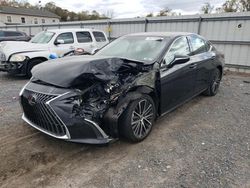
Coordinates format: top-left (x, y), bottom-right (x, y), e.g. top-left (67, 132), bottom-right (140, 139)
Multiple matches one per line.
top-left (201, 2), bottom-right (214, 14)
top-left (221, 0), bottom-right (240, 12)
top-left (146, 13), bottom-right (154, 17)
top-left (240, 0), bottom-right (250, 11)
top-left (104, 9), bottom-right (115, 19)
top-left (157, 7), bottom-right (173, 16)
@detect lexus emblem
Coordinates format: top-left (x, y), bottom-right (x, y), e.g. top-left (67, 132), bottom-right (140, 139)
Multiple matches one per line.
top-left (28, 94), bottom-right (37, 106)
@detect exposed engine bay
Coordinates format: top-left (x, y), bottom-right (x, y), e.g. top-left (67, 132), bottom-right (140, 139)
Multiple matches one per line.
top-left (30, 55), bottom-right (158, 139)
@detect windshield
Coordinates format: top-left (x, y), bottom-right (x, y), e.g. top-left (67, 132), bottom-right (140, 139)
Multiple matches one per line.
top-left (96, 36), bottom-right (169, 63)
top-left (30, 31), bottom-right (55, 44)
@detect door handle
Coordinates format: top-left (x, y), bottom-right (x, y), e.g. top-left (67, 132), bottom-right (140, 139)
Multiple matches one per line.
top-left (189, 63), bottom-right (197, 69)
top-left (69, 46), bottom-right (75, 50)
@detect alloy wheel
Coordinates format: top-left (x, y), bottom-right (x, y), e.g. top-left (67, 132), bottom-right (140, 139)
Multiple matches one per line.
top-left (131, 99), bottom-right (154, 139)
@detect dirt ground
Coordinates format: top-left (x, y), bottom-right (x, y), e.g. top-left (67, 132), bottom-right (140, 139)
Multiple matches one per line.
top-left (0, 71), bottom-right (249, 188)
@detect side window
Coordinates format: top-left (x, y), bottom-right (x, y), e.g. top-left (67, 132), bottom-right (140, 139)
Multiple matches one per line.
top-left (5, 31), bottom-right (21, 37)
top-left (14, 32), bottom-right (22, 36)
top-left (56, 32), bottom-right (74, 44)
top-left (76, 32), bottom-right (92, 43)
top-left (189, 35), bottom-right (207, 55)
top-left (163, 37), bottom-right (190, 65)
top-left (93, 31), bottom-right (106, 42)
top-left (0, 31), bottom-right (4, 37)
top-left (205, 41), bottom-right (213, 51)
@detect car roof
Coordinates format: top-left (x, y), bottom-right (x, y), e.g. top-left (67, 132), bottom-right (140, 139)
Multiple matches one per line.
top-left (47, 28), bottom-right (104, 33)
top-left (125, 32), bottom-right (194, 38)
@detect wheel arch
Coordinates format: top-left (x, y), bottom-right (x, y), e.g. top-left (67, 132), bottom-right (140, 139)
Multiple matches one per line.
top-left (216, 65), bottom-right (223, 78)
top-left (29, 57), bottom-right (48, 63)
top-left (127, 85), bottom-right (159, 115)
top-left (26, 57), bottom-right (48, 77)
top-left (103, 85), bottom-right (159, 138)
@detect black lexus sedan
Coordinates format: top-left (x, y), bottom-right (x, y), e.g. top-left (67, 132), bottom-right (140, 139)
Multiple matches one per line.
top-left (19, 32), bottom-right (225, 144)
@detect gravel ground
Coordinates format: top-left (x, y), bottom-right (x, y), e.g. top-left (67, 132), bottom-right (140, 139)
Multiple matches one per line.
top-left (0, 71), bottom-right (249, 188)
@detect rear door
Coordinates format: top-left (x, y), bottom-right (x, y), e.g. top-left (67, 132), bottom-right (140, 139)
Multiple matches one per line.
top-left (160, 36), bottom-right (197, 113)
top-left (75, 31), bottom-right (94, 53)
top-left (188, 35), bottom-right (216, 93)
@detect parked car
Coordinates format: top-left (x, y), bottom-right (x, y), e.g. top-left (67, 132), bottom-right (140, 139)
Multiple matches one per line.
top-left (0, 30), bottom-right (31, 42)
top-left (0, 29), bottom-right (109, 77)
top-left (19, 32), bottom-right (225, 144)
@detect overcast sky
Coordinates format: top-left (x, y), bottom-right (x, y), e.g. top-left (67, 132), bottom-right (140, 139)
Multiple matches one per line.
top-left (29, 0), bottom-right (225, 18)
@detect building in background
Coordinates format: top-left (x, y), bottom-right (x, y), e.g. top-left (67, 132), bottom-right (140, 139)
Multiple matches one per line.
top-left (0, 6), bottom-right (60, 25)
top-left (0, 21), bottom-right (5, 26)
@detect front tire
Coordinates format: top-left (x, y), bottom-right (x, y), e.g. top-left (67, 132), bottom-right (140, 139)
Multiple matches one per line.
top-left (203, 68), bottom-right (221, 96)
top-left (119, 95), bottom-right (156, 143)
top-left (26, 59), bottom-right (44, 78)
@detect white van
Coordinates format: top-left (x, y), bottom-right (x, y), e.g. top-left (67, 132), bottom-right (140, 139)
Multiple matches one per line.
top-left (0, 28), bottom-right (109, 77)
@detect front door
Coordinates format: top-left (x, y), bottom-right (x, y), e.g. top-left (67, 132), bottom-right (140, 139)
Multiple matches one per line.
top-left (160, 36), bottom-right (197, 113)
top-left (74, 31), bottom-right (94, 54)
top-left (50, 32), bottom-right (75, 57)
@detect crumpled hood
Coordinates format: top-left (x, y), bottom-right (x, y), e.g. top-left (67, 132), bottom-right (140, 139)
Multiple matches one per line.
top-left (31, 55), bottom-right (137, 88)
top-left (0, 41), bottom-right (48, 58)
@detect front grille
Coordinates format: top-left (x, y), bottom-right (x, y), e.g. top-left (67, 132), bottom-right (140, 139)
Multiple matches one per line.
top-left (21, 89), bottom-right (67, 137)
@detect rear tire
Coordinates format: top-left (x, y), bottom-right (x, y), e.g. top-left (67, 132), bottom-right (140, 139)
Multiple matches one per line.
top-left (119, 94), bottom-right (156, 143)
top-left (203, 68), bottom-right (221, 96)
top-left (26, 59), bottom-right (44, 78)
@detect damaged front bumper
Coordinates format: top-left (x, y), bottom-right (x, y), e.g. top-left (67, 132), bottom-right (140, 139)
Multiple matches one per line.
top-left (0, 60), bottom-right (28, 75)
top-left (22, 114), bottom-right (112, 144)
top-left (19, 82), bottom-right (113, 144)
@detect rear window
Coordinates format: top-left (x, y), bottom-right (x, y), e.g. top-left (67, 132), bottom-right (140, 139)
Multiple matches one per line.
top-left (76, 32), bottom-right (92, 43)
top-left (93, 31), bottom-right (106, 42)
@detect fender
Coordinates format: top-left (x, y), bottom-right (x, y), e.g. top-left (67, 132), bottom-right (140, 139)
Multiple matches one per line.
top-left (103, 85), bottom-right (158, 138)
top-left (8, 50), bottom-right (49, 62)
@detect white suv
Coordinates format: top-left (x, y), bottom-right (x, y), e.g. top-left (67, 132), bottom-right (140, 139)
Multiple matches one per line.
top-left (0, 28), bottom-right (109, 77)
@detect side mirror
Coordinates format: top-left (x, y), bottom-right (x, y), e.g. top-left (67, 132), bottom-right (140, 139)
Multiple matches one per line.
top-left (167, 55), bottom-right (190, 68)
top-left (54, 39), bottom-right (64, 45)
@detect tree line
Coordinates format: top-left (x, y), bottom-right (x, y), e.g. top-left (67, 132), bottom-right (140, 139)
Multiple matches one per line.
top-left (146, 0), bottom-right (249, 17)
top-left (0, 0), bottom-right (249, 21)
top-left (201, 0), bottom-right (249, 14)
top-left (0, 0), bottom-right (109, 21)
